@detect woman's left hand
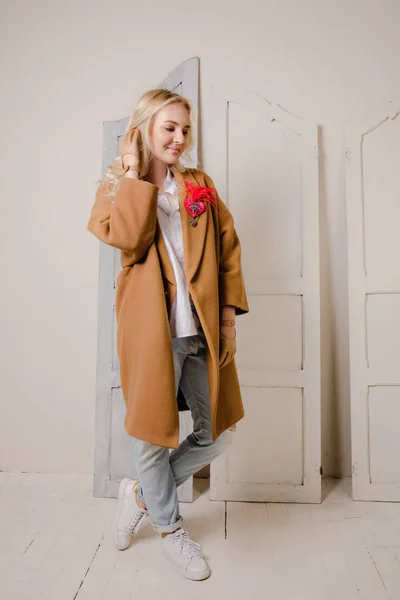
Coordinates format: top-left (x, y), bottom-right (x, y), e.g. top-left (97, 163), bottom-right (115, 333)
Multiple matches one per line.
top-left (219, 327), bottom-right (236, 369)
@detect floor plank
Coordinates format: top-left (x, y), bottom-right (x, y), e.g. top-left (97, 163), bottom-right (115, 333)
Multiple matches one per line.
top-left (1, 474), bottom-right (400, 600)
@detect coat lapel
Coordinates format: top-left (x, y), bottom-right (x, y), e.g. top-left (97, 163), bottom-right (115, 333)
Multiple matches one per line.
top-left (174, 169), bottom-right (208, 284)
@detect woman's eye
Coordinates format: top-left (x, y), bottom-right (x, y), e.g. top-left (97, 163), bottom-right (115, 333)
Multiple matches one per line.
top-left (165, 127), bottom-right (189, 136)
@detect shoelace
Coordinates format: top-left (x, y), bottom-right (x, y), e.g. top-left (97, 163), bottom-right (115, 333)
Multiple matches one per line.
top-left (127, 508), bottom-right (147, 534)
top-left (172, 529), bottom-right (203, 560)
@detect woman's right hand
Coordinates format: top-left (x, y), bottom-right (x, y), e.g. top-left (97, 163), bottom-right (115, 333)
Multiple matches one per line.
top-left (120, 127), bottom-right (142, 173)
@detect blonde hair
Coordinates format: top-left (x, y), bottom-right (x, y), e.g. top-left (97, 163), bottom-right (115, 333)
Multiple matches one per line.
top-left (98, 88), bottom-right (195, 195)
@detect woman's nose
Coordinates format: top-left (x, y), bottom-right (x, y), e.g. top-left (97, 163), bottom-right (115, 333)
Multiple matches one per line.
top-left (174, 131), bottom-right (184, 144)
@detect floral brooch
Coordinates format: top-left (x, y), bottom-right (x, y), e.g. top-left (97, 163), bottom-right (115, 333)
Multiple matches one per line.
top-left (183, 180), bottom-right (218, 227)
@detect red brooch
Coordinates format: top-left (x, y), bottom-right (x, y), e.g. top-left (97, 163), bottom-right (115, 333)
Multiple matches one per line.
top-left (183, 180), bottom-right (218, 227)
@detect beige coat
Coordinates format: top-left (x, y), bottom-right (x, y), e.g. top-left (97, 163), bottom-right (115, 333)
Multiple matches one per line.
top-left (88, 168), bottom-right (249, 449)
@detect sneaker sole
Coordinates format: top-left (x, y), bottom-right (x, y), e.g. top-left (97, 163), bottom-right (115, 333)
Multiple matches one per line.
top-left (161, 545), bottom-right (211, 581)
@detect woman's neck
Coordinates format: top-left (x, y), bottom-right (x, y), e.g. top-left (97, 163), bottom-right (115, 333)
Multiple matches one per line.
top-left (144, 159), bottom-right (169, 190)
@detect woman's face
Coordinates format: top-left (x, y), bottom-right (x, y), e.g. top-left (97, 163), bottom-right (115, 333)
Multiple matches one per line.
top-left (149, 102), bottom-right (191, 165)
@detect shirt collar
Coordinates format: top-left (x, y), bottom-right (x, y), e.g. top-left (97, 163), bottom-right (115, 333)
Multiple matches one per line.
top-left (164, 168), bottom-right (177, 194)
top-left (157, 168), bottom-right (179, 215)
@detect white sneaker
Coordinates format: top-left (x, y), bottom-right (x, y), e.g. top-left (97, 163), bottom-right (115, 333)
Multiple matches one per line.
top-left (161, 528), bottom-right (211, 580)
top-left (113, 478), bottom-right (147, 550)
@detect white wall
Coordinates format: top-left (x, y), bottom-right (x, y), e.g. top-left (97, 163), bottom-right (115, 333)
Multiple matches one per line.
top-left (1, 0), bottom-right (399, 476)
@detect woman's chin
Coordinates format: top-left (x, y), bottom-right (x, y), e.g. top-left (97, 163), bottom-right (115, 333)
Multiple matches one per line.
top-left (166, 156), bottom-right (180, 165)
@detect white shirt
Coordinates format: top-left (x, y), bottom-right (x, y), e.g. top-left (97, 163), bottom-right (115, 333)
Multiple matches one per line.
top-left (157, 169), bottom-right (197, 338)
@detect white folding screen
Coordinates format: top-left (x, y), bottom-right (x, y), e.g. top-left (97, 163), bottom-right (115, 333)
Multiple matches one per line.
top-left (205, 87), bottom-right (322, 502)
top-left (345, 101), bottom-right (400, 501)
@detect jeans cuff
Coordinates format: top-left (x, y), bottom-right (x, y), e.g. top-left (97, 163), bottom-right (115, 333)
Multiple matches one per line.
top-left (137, 485), bottom-right (146, 506)
top-left (151, 516), bottom-right (184, 534)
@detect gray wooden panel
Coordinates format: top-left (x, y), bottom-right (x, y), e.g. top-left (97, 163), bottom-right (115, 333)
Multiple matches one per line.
top-left (94, 58), bottom-right (200, 501)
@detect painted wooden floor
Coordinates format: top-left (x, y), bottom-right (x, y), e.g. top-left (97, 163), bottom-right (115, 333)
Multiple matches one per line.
top-left (1, 473), bottom-right (400, 600)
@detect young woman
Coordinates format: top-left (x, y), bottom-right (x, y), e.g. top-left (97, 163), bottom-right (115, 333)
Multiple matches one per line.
top-left (88, 89), bottom-right (249, 581)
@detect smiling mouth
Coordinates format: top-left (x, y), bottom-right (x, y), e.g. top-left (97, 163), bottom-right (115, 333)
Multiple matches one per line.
top-left (168, 147), bottom-right (180, 154)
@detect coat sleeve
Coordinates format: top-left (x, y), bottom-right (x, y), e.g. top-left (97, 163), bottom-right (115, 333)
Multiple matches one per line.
top-left (202, 171), bottom-right (249, 316)
top-left (88, 177), bottom-right (159, 263)
top-left (218, 205), bottom-right (250, 315)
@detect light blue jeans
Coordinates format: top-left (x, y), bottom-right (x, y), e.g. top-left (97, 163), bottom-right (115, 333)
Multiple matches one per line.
top-left (132, 326), bottom-right (233, 534)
